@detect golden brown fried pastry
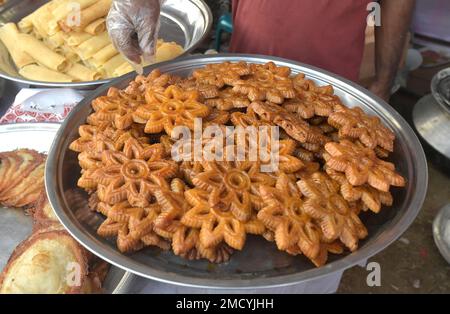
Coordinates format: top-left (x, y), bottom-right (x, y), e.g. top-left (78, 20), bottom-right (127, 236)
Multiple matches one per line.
top-left (232, 62), bottom-right (295, 104)
top-left (133, 85), bottom-right (210, 136)
top-left (258, 173), bottom-right (322, 264)
top-left (323, 140), bottom-right (405, 192)
top-left (182, 188), bottom-right (264, 251)
top-left (192, 61), bottom-right (251, 88)
top-left (0, 229), bottom-right (89, 294)
top-left (297, 172), bottom-right (368, 251)
top-left (205, 87), bottom-right (250, 110)
top-left (190, 160), bottom-right (275, 221)
top-left (328, 105), bottom-right (395, 152)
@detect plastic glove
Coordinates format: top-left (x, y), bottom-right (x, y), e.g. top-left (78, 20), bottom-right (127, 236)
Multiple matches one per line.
top-left (106, 0), bottom-right (162, 64)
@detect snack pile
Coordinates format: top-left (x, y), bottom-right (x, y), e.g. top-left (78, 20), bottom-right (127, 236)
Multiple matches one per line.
top-left (0, 150), bottom-right (108, 294)
top-left (0, 0), bottom-right (184, 82)
top-left (70, 61), bottom-right (406, 267)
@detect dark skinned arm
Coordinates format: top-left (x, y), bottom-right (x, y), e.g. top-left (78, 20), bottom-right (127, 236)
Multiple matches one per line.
top-left (369, 0), bottom-right (415, 101)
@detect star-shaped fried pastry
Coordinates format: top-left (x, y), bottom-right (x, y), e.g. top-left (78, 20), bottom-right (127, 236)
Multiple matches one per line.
top-left (328, 105), bottom-right (395, 152)
top-left (181, 188), bottom-right (265, 250)
top-left (133, 85), bottom-right (211, 136)
top-left (96, 201), bottom-right (170, 253)
top-left (191, 160), bottom-right (276, 222)
top-left (323, 140), bottom-right (405, 192)
top-left (297, 172), bottom-right (368, 251)
top-left (325, 167), bottom-right (393, 213)
top-left (90, 138), bottom-right (178, 207)
top-left (205, 87), bottom-right (250, 111)
top-left (258, 173), bottom-right (322, 261)
top-left (232, 62), bottom-right (295, 104)
top-left (192, 61), bottom-right (251, 88)
top-left (250, 101), bottom-right (329, 144)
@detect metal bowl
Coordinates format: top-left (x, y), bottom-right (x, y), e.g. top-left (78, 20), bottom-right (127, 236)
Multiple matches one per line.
top-left (46, 54), bottom-right (428, 289)
top-left (0, 0), bottom-right (212, 88)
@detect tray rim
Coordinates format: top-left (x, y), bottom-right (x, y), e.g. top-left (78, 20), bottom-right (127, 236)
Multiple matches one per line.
top-left (46, 53), bottom-right (429, 289)
top-left (0, 0), bottom-right (212, 88)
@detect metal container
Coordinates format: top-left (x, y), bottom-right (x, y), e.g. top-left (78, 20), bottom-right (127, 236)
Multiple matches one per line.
top-left (0, 0), bottom-right (212, 88)
top-left (46, 54), bottom-right (428, 289)
top-left (0, 123), bottom-right (135, 293)
top-left (433, 203), bottom-right (450, 265)
top-left (413, 68), bottom-right (450, 166)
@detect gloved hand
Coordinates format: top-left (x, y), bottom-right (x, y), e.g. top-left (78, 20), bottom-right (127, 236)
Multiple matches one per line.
top-left (106, 0), bottom-right (162, 64)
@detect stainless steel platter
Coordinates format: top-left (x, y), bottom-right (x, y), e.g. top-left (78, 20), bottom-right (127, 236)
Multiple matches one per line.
top-left (0, 122), bottom-right (134, 294)
top-left (46, 54), bottom-right (428, 289)
top-left (0, 0), bottom-right (212, 88)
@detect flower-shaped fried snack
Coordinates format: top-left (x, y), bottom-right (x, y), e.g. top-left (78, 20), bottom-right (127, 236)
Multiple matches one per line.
top-left (328, 105), bottom-right (395, 152)
top-left (323, 140), bottom-right (405, 192)
top-left (297, 172), bottom-right (368, 251)
top-left (191, 160), bottom-right (276, 222)
top-left (258, 173), bottom-right (322, 262)
top-left (133, 85), bottom-right (210, 136)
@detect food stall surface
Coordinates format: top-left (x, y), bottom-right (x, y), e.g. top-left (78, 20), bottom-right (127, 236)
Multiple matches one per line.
top-left (338, 91), bottom-right (450, 293)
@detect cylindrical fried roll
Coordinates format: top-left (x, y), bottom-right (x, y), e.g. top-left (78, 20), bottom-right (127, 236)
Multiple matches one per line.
top-left (61, 0), bottom-right (112, 32)
top-left (64, 32), bottom-right (92, 46)
top-left (100, 54), bottom-right (126, 78)
top-left (17, 34), bottom-right (69, 71)
top-left (84, 18), bottom-right (106, 35)
top-left (0, 23), bottom-right (35, 68)
top-left (76, 32), bottom-right (109, 60)
top-left (19, 64), bottom-right (74, 82)
top-left (66, 63), bottom-right (101, 81)
top-left (112, 62), bottom-right (134, 77)
top-left (92, 44), bottom-right (118, 64)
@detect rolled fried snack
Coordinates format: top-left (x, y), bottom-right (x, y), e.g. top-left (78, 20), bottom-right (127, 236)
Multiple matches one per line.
top-left (17, 33), bottom-right (68, 71)
top-left (65, 63), bottom-right (101, 81)
top-left (60, 0), bottom-right (112, 33)
top-left (19, 64), bottom-right (74, 83)
top-left (84, 18), bottom-right (106, 35)
top-left (64, 31), bottom-right (92, 46)
top-left (76, 31), bottom-right (110, 60)
top-left (0, 23), bottom-right (35, 68)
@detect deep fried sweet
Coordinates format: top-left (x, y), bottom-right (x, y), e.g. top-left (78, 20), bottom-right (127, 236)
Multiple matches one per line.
top-left (250, 101), bottom-right (329, 144)
top-left (205, 87), bottom-right (250, 110)
top-left (328, 105), bottom-right (395, 152)
top-left (0, 150), bottom-right (45, 199)
top-left (232, 62), bottom-right (295, 104)
top-left (96, 201), bottom-right (169, 253)
top-left (176, 77), bottom-right (220, 99)
top-left (297, 172), bottom-right (368, 251)
top-left (323, 140), bottom-right (405, 192)
top-left (191, 160), bottom-right (276, 222)
top-left (85, 138), bottom-right (177, 206)
top-left (133, 85), bottom-right (210, 136)
top-left (258, 173), bottom-right (322, 263)
top-left (325, 167), bottom-right (393, 213)
top-left (182, 188), bottom-right (265, 250)
top-left (192, 61), bottom-right (251, 88)
top-left (0, 229), bottom-right (89, 294)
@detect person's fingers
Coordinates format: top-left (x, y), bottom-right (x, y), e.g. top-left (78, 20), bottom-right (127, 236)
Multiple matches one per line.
top-left (135, 11), bottom-right (160, 62)
top-left (109, 27), bottom-right (141, 64)
top-left (107, 0), bottom-right (162, 64)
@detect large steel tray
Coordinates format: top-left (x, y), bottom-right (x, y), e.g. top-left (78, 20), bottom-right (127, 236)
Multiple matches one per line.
top-left (46, 54), bottom-right (428, 289)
